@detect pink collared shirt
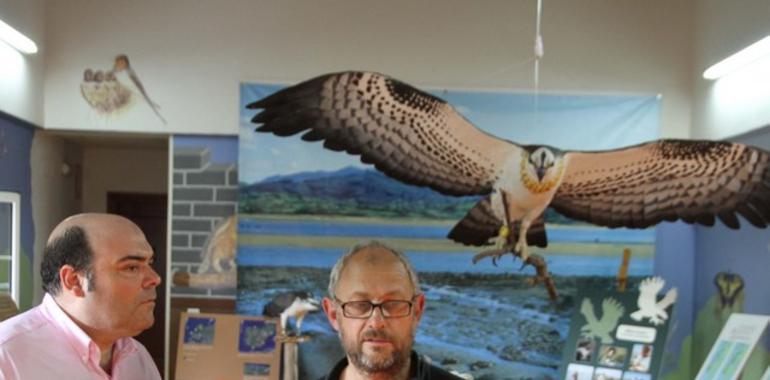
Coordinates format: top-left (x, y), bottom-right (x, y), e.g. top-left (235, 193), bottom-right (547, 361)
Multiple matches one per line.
top-left (0, 294), bottom-right (161, 380)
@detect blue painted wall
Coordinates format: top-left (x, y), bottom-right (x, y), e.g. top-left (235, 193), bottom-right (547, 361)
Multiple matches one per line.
top-left (694, 224), bottom-right (770, 319)
top-left (0, 113), bottom-right (35, 310)
top-left (654, 222), bottom-right (696, 362)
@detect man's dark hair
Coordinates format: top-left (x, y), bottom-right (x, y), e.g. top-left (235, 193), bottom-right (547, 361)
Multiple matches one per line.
top-left (41, 226), bottom-right (95, 295)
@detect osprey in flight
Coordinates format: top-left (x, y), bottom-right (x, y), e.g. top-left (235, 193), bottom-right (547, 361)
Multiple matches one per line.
top-left (247, 71), bottom-right (770, 263)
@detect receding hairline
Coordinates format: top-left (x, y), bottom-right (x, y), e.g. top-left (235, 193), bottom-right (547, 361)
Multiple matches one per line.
top-left (342, 243), bottom-right (410, 276)
top-left (348, 245), bottom-right (401, 265)
top-left (328, 240), bottom-right (420, 298)
top-left (47, 213), bottom-right (143, 252)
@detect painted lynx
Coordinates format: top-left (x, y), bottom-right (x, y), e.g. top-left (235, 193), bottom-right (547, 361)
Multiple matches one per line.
top-left (198, 215), bottom-right (236, 273)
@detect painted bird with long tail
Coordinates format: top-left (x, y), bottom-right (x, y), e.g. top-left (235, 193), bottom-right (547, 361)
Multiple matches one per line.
top-left (246, 71), bottom-right (770, 297)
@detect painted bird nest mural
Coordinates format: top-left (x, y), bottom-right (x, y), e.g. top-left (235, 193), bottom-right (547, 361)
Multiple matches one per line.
top-left (80, 54), bottom-right (166, 124)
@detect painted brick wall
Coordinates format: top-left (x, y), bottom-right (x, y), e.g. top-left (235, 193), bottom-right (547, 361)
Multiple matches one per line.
top-left (171, 146), bottom-right (237, 298)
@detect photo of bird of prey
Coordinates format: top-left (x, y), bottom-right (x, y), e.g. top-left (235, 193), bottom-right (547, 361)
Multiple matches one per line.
top-left (262, 291), bottom-right (320, 337)
top-left (630, 276), bottom-right (677, 326)
top-left (247, 70), bottom-right (770, 296)
top-left (580, 297), bottom-right (625, 344)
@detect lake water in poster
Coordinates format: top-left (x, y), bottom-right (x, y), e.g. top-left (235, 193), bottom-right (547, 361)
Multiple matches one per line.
top-left (237, 217), bottom-right (654, 379)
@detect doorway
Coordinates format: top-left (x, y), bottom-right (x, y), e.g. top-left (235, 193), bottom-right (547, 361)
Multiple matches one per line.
top-left (107, 192), bottom-right (167, 374)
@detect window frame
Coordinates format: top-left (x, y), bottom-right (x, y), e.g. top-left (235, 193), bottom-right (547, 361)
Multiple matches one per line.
top-left (0, 191), bottom-right (20, 305)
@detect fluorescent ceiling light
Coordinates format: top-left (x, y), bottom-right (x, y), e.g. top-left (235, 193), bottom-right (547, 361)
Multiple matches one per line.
top-left (703, 35), bottom-right (770, 80)
top-left (0, 18), bottom-right (37, 54)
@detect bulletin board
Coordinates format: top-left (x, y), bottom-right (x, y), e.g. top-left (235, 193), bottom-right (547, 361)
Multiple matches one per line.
top-left (558, 277), bottom-right (676, 380)
top-left (175, 312), bottom-right (282, 380)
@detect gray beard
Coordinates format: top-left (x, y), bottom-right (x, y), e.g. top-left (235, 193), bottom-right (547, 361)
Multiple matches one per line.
top-left (341, 328), bottom-right (412, 375)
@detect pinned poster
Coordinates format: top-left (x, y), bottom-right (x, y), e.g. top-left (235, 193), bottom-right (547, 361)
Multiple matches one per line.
top-left (176, 312), bottom-right (282, 380)
top-left (558, 277), bottom-right (677, 380)
top-left (695, 313), bottom-right (770, 380)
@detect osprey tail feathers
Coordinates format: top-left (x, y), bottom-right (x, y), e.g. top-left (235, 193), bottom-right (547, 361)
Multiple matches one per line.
top-left (448, 197), bottom-right (548, 247)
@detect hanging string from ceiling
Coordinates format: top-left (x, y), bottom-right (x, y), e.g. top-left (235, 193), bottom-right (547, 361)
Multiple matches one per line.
top-left (534, 0), bottom-right (544, 90)
top-left (533, 0), bottom-right (544, 128)
top-left (474, 1), bottom-right (544, 85)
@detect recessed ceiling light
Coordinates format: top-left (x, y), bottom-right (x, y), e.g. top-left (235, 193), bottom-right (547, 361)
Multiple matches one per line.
top-left (0, 18), bottom-right (38, 54)
top-left (703, 35), bottom-right (770, 80)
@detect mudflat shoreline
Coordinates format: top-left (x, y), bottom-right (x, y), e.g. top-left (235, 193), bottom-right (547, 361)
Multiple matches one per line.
top-left (238, 266), bottom-right (642, 380)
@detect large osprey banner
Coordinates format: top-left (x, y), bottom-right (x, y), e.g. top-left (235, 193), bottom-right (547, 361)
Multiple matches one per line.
top-left (237, 76), bottom-right (660, 379)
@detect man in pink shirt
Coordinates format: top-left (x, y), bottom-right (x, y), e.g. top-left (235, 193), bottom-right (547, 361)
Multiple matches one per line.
top-left (0, 213), bottom-right (162, 379)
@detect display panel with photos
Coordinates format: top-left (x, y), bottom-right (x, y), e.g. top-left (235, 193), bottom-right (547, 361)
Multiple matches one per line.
top-left (175, 312), bottom-right (281, 380)
top-left (558, 281), bottom-right (675, 380)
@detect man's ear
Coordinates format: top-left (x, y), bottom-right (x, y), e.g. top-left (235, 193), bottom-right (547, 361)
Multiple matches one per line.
top-left (59, 265), bottom-right (86, 297)
top-left (412, 293), bottom-right (426, 322)
top-left (322, 297), bottom-right (340, 331)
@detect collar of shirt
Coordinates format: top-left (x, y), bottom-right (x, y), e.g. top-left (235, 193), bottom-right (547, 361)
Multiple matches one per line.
top-left (39, 293), bottom-right (139, 372)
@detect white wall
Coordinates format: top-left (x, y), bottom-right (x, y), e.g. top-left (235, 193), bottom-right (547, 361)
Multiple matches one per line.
top-left (0, 0), bottom-right (45, 126)
top-left (30, 132), bottom-right (82, 303)
top-left (81, 147), bottom-right (168, 212)
top-left (43, 0), bottom-right (694, 138)
top-left (692, 0), bottom-right (770, 139)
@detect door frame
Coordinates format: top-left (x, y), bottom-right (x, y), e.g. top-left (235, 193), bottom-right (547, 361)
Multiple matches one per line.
top-left (107, 191), bottom-right (168, 375)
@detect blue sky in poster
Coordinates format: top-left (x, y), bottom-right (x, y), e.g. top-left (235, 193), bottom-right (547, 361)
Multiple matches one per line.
top-left (238, 79), bottom-right (660, 184)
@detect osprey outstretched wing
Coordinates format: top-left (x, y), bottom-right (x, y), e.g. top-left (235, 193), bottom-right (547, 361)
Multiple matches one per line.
top-left (247, 71), bottom-right (770, 263)
top-left (553, 141), bottom-right (770, 229)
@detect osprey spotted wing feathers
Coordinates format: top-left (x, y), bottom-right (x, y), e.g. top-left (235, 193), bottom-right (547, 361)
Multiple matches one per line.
top-left (249, 71), bottom-right (513, 197)
top-left (248, 71), bottom-right (770, 293)
top-left (553, 140), bottom-right (770, 229)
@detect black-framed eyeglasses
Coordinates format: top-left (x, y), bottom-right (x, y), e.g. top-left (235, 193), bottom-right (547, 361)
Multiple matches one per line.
top-left (335, 295), bottom-right (419, 319)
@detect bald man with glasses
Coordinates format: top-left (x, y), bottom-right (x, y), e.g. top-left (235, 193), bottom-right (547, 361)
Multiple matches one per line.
top-left (320, 241), bottom-right (461, 380)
